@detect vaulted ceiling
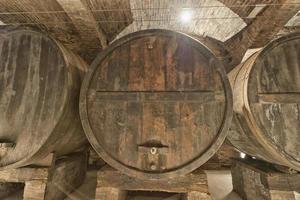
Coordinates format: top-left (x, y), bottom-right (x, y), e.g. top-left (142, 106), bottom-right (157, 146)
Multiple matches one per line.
top-left (0, 0), bottom-right (132, 62)
top-left (0, 0), bottom-right (298, 64)
top-left (116, 0), bottom-right (246, 41)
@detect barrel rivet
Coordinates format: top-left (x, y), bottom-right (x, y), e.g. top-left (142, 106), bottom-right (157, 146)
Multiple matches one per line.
top-left (147, 44), bottom-right (153, 49)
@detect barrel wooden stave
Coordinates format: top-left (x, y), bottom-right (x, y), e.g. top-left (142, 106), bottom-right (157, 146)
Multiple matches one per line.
top-left (0, 28), bottom-right (87, 168)
top-left (80, 29), bottom-right (233, 179)
top-left (228, 33), bottom-right (300, 170)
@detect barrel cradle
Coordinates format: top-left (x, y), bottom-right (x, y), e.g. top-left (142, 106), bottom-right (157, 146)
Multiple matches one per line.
top-left (80, 29), bottom-right (233, 179)
top-left (228, 32), bottom-right (300, 171)
top-left (0, 27), bottom-right (88, 169)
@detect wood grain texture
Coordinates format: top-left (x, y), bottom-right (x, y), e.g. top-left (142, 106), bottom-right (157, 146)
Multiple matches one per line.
top-left (0, 0), bottom-right (83, 54)
top-left (97, 166), bottom-right (208, 193)
top-left (225, 0), bottom-right (300, 71)
top-left (0, 0), bottom-right (132, 63)
top-left (201, 141), bottom-right (240, 170)
top-left (0, 182), bottom-right (24, 199)
top-left (95, 187), bottom-right (127, 200)
top-left (80, 29), bottom-right (233, 179)
top-left (183, 191), bottom-right (212, 200)
top-left (23, 180), bottom-right (47, 200)
top-left (117, 0), bottom-right (246, 42)
top-left (231, 159), bottom-right (299, 200)
top-left (44, 151), bottom-right (88, 200)
top-left (0, 167), bottom-right (48, 182)
top-left (56, 0), bottom-right (108, 49)
top-left (228, 32), bottom-right (300, 171)
top-left (190, 34), bottom-right (232, 74)
top-left (86, 0), bottom-right (132, 42)
top-left (0, 27), bottom-right (87, 169)
top-left (218, 0), bottom-right (272, 24)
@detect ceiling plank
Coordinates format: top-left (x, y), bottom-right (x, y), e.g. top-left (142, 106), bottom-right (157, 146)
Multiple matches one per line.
top-left (56, 0), bottom-right (108, 49)
top-left (0, 0), bottom-right (132, 63)
top-left (278, 26), bottom-right (300, 36)
top-left (0, 0), bottom-right (83, 54)
top-left (218, 0), bottom-right (273, 24)
top-left (218, 0), bottom-right (257, 24)
top-left (224, 0), bottom-right (300, 71)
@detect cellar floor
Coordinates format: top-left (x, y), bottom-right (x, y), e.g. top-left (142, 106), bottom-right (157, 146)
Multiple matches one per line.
top-left (126, 170), bottom-right (242, 200)
top-left (206, 170), bottom-right (241, 200)
top-left (3, 170), bottom-right (242, 200)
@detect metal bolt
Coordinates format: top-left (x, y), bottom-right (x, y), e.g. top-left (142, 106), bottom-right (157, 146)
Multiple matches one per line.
top-left (150, 163), bottom-right (156, 170)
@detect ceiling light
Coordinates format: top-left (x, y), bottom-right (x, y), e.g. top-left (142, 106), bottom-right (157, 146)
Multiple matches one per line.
top-left (180, 10), bottom-right (193, 23)
top-left (240, 152), bottom-right (246, 159)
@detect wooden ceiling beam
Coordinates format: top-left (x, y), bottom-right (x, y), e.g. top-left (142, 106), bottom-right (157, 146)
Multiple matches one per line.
top-left (218, 0), bottom-right (257, 23)
top-left (56, 0), bottom-right (108, 49)
top-left (218, 0), bottom-right (272, 24)
top-left (278, 26), bottom-right (300, 36)
top-left (224, 0), bottom-right (300, 71)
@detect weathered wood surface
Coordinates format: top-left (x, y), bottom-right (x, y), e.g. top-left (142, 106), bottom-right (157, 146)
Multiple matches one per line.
top-left (183, 191), bottom-right (212, 200)
top-left (97, 166), bottom-right (209, 193)
top-left (80, 29), bottom-right (233, 179)
top-left (224, 0), bottom-right (300, 71)
top-left (278, 26), bottom-right (300, 37)
top-left (189, 34), bottom-right (232, 72)
top-left (55, 0), bottom-right (108, 49)
top-left (231, 159), bottom-right (300, 200)
top-left (218, 0), bottom-right (270, 24)
top-left (96, 166), bottom-right (211, 200)
top-left (23, 180), bottom-right (46, 200)
top-left (0, 182), bottom-right (24, 199)
top-left (88, 147), bottom-right (106, 167)
top-left (269, 191), bottom-right (298, 200)
top-left (0, 167), bottom-right (48, 199)
top-left (0, 27), bottom-right (87, 169)
top-left (0, 168), bottom-right (48, 182)
top-left (95, 187), bottom-right (127, 200)
top-left (44, 151), bottom-right (88, 200)
top-left (0, 0), bottom-right (132, 63)
top-left (201, 141), bottom-right (240, 170)
top-left (65, 170), bottom-right (98, 200)
top-left (228, 32), bottom-right (300, 171)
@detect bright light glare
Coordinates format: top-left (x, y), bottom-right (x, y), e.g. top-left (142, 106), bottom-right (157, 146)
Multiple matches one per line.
top-left (240, 152), bottom-right (246, 159)
top-left (180, 10), bottom-right (193, 23)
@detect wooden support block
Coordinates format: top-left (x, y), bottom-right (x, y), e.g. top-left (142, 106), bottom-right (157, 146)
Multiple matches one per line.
top-left (0, 167), bottom-right (48, 199)
top-left (44, 151), bottom-right (88, 200)
top-left (56, 0), bottom-right (108, 49)
top-left (183, 191), bottom-right (212, 200)
top-left (269, 190), bottom-right (297, 200)
top-left (231, 159), bottom-right (299, 200)
top-left (64, 169), bottom-right (98, 200)
top-left (97, 166), bottom-right (208, 193)
top-left (0, 168), bottom-right (48, 182)
top-left (0, 182), bottom-right (24, 199)
top-left (96, 166), bottom-right (211, 199)
top-left (23, 180), bottom-right (46, 200)
top-left (95, 187), bottom-right (127, 200)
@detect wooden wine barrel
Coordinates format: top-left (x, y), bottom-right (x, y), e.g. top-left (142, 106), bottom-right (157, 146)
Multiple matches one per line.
top-left (0, 27), bottom-right (87, 169)
top-left (228, 32), bottom-right (300, 171)
top-left (80, 29), bottom-right (233, 179)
